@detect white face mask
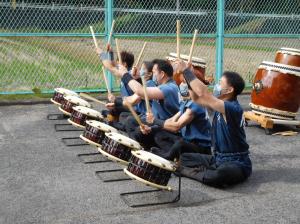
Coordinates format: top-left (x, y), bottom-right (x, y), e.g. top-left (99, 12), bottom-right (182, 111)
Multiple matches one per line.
top-left (213, 83), bottom-right (229, 98)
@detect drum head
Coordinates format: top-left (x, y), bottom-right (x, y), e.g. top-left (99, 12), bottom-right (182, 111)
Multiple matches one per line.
top-left (86, 120), bottom-right (118, 133)
top-left (63, 95), bottom-right (91, 108)
top-left (131, 150), bottom-right (176, 172)
top-left (98, 147), bottom-right (129, 165)
top-left (105, 132), bottom-right (141, 150)
top-left (167, 52), bottom-right (206, 68)
top-left (54, 88), bottom-right (78, 96)
top-left (259, 61), bottom-right (300, 77)
top-left (278, 48), bottom-right (300, 56)
top-left (72, 106), bottom-right (103, 120)
top-left (124, 168), bottom-right (172, 191)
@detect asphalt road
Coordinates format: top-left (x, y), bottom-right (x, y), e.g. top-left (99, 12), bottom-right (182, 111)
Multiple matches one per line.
top-left (0, 95), bottom-right (299, 224)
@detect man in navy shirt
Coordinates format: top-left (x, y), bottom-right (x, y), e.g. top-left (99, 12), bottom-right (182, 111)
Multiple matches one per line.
top-left (174, 60), bottom-right (252, 187)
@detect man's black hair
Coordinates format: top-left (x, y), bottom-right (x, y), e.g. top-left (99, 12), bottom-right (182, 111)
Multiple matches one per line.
top-left (152, 59), bottom-right (173, 77)
top-left (121, 51), bottom-right (134, 69)
top-left (222, 71), bottom-right (245, 98)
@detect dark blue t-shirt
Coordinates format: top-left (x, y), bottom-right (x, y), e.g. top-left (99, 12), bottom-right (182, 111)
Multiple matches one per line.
top-left (212, 100), bottom-right (252, 177)
top-left (180, 100), bottom-right (212, 149)
top-left (152, 80), bottom-right (180, 120)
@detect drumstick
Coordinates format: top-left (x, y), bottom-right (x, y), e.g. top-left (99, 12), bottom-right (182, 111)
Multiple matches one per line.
top-left (90, 26), bottom-right (110, 93)
top-left (141, 76), bottom-right (151, 113)
top-left (90, 26), bottom-right (99, 49)
top-left (115, 38), bottom-right (122, 64)
top-left (176, 20), bottom-right (181, 58)
top-left (188, 29), bottom-right (198, 63)
top-left (125, 102), bottom-right (143, 126)
top-left (79, 93), bottom-right (107, 106)
top-left (134, 42), bottom-right (147, 67)
top-left (107, 20), bottom-right (115, 47)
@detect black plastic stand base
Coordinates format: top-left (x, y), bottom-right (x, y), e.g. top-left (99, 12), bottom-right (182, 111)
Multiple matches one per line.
top-left (120, 174), bottom-right (181, 208)
top-left (61, 137), bottom-right (89, 147)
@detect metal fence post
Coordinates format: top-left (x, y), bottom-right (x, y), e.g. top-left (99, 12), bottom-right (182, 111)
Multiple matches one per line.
top-left (215, 0), bottom-right (225, 82)
top-left (105, 0), bottom-right (114, 92)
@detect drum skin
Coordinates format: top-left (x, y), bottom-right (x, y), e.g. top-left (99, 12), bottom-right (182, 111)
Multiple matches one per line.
top-left (127, 155), bottom-right (172, 186)
top-left (275, 52), bottom-right (300, 67)
top-left (251, 68), bottom-right (300, 113)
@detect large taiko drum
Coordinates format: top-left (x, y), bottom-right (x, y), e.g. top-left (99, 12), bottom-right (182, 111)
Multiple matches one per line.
top-left (124, 150), bottom-right (176, 191)
top-left (251, 61), bottom-right (300, 120)
top-left (275, 48), bottom-right (300, 67)
top-left (68, 106), bottom-right (103, 128)
top-left (80, 120), bottom-right (118, 147)
top-left (98, 132), bottom-right (142, 165)
top-left (59, 95), bottom-right (91, 116)
top-left (50, 88), bottom-right (78, 106)
top-left (166, 53), bottom-right (207, 85)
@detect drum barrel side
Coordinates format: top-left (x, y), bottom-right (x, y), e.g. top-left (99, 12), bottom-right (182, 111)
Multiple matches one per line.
top-left (251, 68), bottom-right (300, 113)
top-left (275, 52), bottom-right (300, 67)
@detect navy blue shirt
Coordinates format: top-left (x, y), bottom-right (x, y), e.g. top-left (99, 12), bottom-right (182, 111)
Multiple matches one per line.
top-left (152, 80), bottom-right (180, 120)
top-left (180, 100), bottom-right (211, 149)
top-left (212, 100), bottom-right (252, 177)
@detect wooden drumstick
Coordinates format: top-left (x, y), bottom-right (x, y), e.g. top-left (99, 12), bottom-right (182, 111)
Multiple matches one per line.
top-left (90, 26), bottom-right (111, 93)
top-left (90, 26), bottom-right (99, 49)
top-left (188, 29), bottom-right (198, 63)
top-left (107, 20), bottom-right (115, 47)
top-left (141, 75), bottom-right (151, 113)
top-left (125, 102), bottom-right (143, 126)
top-left (176, 20), bottom-right (181, 58)
top-left (134, 42), bottom-right (147, 67)
top-left (79, 93), bottom-right (107, 106)
top-left (115, 38), bottom-right (122, 64)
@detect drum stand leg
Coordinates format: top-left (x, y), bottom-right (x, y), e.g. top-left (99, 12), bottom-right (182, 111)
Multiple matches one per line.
top-left (95, 169), bottom-right (132, 183)
top-left (54, 123), bottom-right (82, 132)
top-left (77, 152), bottom-right (112, 164)
top-left (61, 137), bottom-right (89, 147)
top-left (120, 174), bottom-right (181, 208)
top-left (47, 113), bottom-right (68, 120)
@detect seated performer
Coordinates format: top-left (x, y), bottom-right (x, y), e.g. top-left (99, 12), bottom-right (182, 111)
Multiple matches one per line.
top-left (143, 79), bottom-right (212, 161)
top-left (174, 60), bottom-right (252, 188)
top-left (100, 56), bottom-right (180, 149)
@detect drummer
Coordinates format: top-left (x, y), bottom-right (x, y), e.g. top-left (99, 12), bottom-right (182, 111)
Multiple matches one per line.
top-left (142, 80), bottom-right (212, 161)
top-left (174, 59), bottom-right (252, 188)
top-left (99, 54), bottom-right (180, 149)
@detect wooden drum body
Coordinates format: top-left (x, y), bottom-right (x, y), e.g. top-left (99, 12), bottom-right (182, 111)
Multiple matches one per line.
top-left (68, 106), bottom-right (103, 128)
top-left (80, 120), bottom-right (118, 147)
top-left (275, 48), bottom-right (300, 67)
top-left (251, 61), bottom-right (300, 120)
top-left (124, 150), bottom-right (176, 191)
top-left (50, 88), bottom-right (78, 106)
top-left (98, 132), bottom-right (141, 165)
top-left (59, 96), bottom-right (91, 116)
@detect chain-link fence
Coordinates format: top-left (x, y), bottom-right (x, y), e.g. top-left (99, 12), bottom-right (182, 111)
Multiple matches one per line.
top-left (0, 0), bottom-right (299, 94)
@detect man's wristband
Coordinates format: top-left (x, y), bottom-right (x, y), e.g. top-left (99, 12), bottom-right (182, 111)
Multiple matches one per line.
top-left (183, 68), bottom-right (196, 89)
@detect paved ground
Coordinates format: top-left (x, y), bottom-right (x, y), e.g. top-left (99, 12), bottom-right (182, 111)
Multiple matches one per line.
top-left (0, 95), bottom-right (300, 224)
